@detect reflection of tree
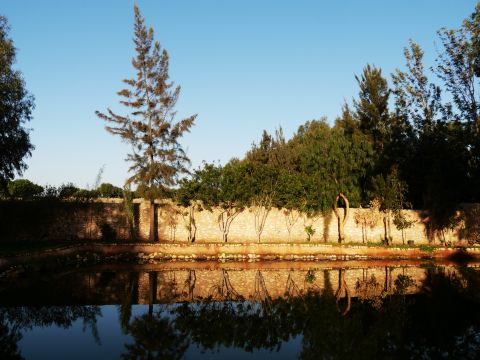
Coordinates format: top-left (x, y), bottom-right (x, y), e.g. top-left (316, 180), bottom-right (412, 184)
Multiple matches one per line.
top-left (253, 271), bottom-right (272, 313)
top-left (393, 273), bottom-right (416, 295)
top-left (303, 270), bottom-right (321, 292)
top-left (181, 270), bottom-right (196, 301)
top-left (119, 272), bottom-right (139, 333)
top-left (0, 313), bottom-right (23, 360)
top-left (335, 269), bottom-right (351, 315)
top-left (0, 305), bottom-right (101, 359)
top-left (168, 266), bottom-right (480, 359)
top-left (209, 270), bottom-right (242, 301)
top-left (4, 266), bottom-right (480, 358)
top-left (285, 271), bottom-right (300, 298)
top-left (148, 272), bottom-right (158, 316)
top-left (355, 274), bottom-right (384, 309)
top-left (174, 301), bottom-right (286, 353)
top-left (122, 310), bottom-right (188, 360)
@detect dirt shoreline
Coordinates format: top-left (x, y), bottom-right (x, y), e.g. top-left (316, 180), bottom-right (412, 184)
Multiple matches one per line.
top-left (1, 242), bottom-right (480, 271)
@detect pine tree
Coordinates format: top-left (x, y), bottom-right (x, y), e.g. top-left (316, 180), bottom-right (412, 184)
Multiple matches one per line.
top-left (96, 5), bottom-right (196, 241)
top-left (0, 16), bottom-right (34, 189)
top-left (353, 64), bottom-right (391, 153)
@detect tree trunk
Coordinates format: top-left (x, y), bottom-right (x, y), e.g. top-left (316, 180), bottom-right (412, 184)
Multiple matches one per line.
top-left (383, 216), bottom-right (388, 245)
top-left (383, 213), bottom-right (392, 245)
top-left (149, 200), bottom-right (157, 242)
top-left (333, 192), bottom-right (349, 243)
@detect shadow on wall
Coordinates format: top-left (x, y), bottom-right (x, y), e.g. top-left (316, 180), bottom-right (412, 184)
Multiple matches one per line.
top-left (0, 199), bottom-right (131, 243)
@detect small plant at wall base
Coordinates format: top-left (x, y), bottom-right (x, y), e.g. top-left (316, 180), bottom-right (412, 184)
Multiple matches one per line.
top-left (304, 225), bottom-right (315, 242)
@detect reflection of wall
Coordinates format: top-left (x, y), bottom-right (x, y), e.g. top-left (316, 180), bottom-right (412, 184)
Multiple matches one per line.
top-left (136, 266), bottom-right (429, 304)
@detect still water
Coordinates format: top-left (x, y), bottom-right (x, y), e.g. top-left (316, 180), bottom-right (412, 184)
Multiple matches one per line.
top-left (1, 260), bottom-right (480, 359)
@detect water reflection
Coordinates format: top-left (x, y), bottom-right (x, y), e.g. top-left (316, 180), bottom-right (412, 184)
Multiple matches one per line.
top-left (1, 262), bottom-right (480, 359)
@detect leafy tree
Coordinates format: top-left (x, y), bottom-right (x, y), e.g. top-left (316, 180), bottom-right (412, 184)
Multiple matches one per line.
top-left (393, 39), bottom-right (470, 236)
top-left (7, 179), bottom-right (43, 199)
top-left (96, 5), bottom-right (196, 242)
top-left (393, 40), bottom-right (443, 134)
top-left (175, 176), bottom-right (202, 242)
top-left (434, 4), bottom-right (480, 203)
top-left (0, 16), bottom-right (34, 189)
top-left (371, 167), bottom-right (409, 244)
top-left (354, 199), bottom-right (381, 244)
top-left (246, 162), bottom-right (278, 242)
top-left (293, 119), bottom-right (374, 242)
top-left (188, 161), bottom-right (251, 242)
top-left (214, 161), bottom-right (252, 242)
top-left (97, 183), bottom-right (123, 198)
top-left (58, 183), bottom-right (80, 198)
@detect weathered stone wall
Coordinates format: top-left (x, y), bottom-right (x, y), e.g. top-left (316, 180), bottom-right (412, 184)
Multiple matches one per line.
top-left (0, 197), bottom-right (466, 244)
top-left (136, 200), bottom-right (462, 245)
top-left (0, 198), bottom-right (130, 242)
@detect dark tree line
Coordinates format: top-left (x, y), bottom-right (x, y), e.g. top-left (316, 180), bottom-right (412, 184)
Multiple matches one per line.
top-left (177, 2), bottom-right (480, 243)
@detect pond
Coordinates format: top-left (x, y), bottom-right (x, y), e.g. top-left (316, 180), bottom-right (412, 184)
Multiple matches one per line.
top-left (1, 260), bottom-right (480, 359)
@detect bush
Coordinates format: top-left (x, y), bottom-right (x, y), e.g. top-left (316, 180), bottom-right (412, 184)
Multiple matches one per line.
top-left (97, 183), bottom-right (123, 198)
top-left (73, 188), bottom-right (98, 200)
top-left (58, 183), bottom-right (79, 198)
top-left (7, 179), bottom-right (43, 199)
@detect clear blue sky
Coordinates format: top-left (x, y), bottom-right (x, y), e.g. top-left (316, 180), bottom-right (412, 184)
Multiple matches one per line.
top-left (2, 0), bottom-right (478, 188)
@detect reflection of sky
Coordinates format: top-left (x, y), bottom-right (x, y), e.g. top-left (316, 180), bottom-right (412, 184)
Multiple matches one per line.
top-left (186, 337), bottom-right (302, 360)
top-left (19, 305), bottom-right (130, 360)
top-left (17, 304), bottom-right (301, 359)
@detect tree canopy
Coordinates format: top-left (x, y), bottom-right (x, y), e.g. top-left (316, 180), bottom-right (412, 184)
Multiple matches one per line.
top-left (0, 16), bottom-right (34, 189)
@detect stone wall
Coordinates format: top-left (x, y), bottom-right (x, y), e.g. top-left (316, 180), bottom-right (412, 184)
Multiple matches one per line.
top-left (0, 198), bottom-right (467, 244)
top-left (137, 200), bottom-right (463, 245)
top-left (0, 199), bottom-right (130, 242)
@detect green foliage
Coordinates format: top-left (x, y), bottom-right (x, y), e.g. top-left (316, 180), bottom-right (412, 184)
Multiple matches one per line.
top-left (0, 16), bottom-right (34, 190)
top-left (354, 64), bottom-right (391, 153)
top-left (97, 183), bottom-right (123, 198)
top-left (294, 119), bottom-right (374, 213)
top-left (7, 179), bottom-right (43, 199)
top-left (72, 188), bottom-right (98, 200)
top-left (419, 244), bottom-right (437, 253)
top-left (58, 183), bottom-right (80, 198)
top-left (371, 167), bottom-right (409, 213)
top-left (304, 225), bottom-right (315, 242)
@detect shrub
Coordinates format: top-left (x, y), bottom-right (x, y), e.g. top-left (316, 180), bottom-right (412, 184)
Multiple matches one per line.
top-left (7, 179), bottom-right (43, 199)
top-left (97, 183), bottom-right (123, 198)
top-left (58, 183), bottom-right (80, 198)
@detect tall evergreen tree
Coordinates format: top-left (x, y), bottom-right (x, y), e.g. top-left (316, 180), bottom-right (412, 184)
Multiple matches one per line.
top-left (96, 5), bottom-right (196, 241)
top-left (0, 16), bottom-right (34, 189)
top-left (353, 64), bottom-right (391, 153)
